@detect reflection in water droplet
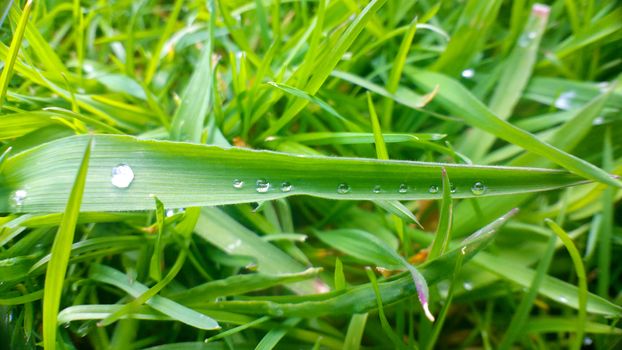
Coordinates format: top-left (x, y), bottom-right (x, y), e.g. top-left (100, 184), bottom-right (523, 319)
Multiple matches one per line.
top-left (10, 189), bottom-right (27, 207)
top-left (372, 185), bottom-right (382, 194)
top-left (461, 68), bottom-right (475, 79)
top-left (337, 183), bottom-right (351, 194)
top-left (554, 91), bottom-right (576, 110)
top-left (256, 179), bottom-right (270, 193)
top-left (428, 185), bottom-right (439, 194)
top-left (558, 296), bottom-right (568, 303)
top-left (463, 281), bottom-right (473, 291)
top-left (398, 184), bottom-right (409, 193)
top-left (471, 181), bottom-right (486, 195)
top-left (111, 164), bottom-right (134, 188)
top-left (280, 182), bottom-right (292, 192)
top-left (232, 179), bottom-right (244, 189)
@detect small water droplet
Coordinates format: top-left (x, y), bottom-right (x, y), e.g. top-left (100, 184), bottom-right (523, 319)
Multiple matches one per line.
top-left (593, 116), bottom-right (605, 125)
top-left (280, 182), bottom-right (292, 192)
top-left (450, 183), bottom-right (457, 193)
top-left (471, 181), bottom-right (486, 195)
top-left (428, 185), bottom-right (439, 194)
top-left (463, 281), bottom-right (473, 291)
top-left (554, 91), bottom-right (576, 110)
top-left (372, 185), bottom-right (382, 194)
top-left (398, 184), bottom-right (408, 193)
top-left (437, 280), bottom-right (450, 299)
top-left (165, 209), bottom-right (175, 217)
top-left (518, 31), bottom-right (538, 47)
top-left (461, 68), bottom-right (475, 79)
top-left (337, 183), bottom-right (351, 194)
top-left (226, 239), bottom-right (242, 252)
top-left (232, 179), bottom-right (244, 189)
top-left (583, 337), bottom-right (593, 346)
top-left (10, 189), bottom-right (27, 208)
top-left (111, 164), bottom-right (134, 189)
top-left (557, 296), bottom-right (568, 303)
top-left (256, 179), bottom-right (270, 193)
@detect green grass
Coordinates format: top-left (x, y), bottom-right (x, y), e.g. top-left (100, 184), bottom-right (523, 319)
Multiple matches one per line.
top-left (1, 0), bottom-right (621, 349)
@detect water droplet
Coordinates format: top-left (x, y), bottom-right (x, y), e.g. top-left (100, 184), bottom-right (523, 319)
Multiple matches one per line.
top-left (471, 181), bottom-right (486, 195)
top-left (554, 91), bottom-right (576, 110)
top-left (111, 164), bottom-right (134, 189)
top-left (518, 31), bottom-right (538, 47)
top-left (337, 183), bottom-right (351, 194)
top-left (583, 337), bottom-right (593, 346)
top-left (463, 281), bottom-right (473, 291)
top-left (256, 179), bottom-right (270, 193)
top-left (232, 179), bottom-right (244, 189)
top-left (165, 209), bottom-right (175, 217)
top-left (280, 182), bottom-right (292, 192)
top-left (461, 68), bottom-right (475, 79)
top-left (593, 116), bottom-right (605, 125)
top-left (372, 185), bottom-right (382, 194)
top-left (10, 189), bottom-right (27, 208)
top-left (450, 183), bottom-right (457, 193)
top-left (428, 185), bottom-right (439, 194)
top-left (226, 239), bottom-right (242, 252)
top-left (398, 184), bottom-right (409, 193)
top-left (557, 296), bottom-right (568, 303)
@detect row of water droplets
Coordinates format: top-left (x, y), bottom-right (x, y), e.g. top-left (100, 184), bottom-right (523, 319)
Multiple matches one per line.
top-left (231, 178), bottom-right (487, 196)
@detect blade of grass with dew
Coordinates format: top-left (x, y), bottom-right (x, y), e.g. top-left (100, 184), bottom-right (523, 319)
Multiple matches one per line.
top-left (545, 219), bottom-right (588, 350)
top-left (451, 79), bottom-right (619, 238)
top-left (428, 168), bottom-right (453, 260)
top-left (0, 0), bottom-right (32, 107)
top-left (89, 264), bottom-right (220, 330)
top-left (42, 139), bottom-right (91, 350)
top-left (497, 234), bottom-right (557, 350)
top-left (461, 4), bottom-right (549, 162)
top-left (405, 67), bottom-right (620, 188)
top-left (0, 134), bottom-right (591, 213)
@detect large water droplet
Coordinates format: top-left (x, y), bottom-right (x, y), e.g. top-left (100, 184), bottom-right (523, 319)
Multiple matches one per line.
top-left (471, 181), bottom-right (486, 195)
top-left (256, 179), bottom-right (270, 193)
top-left (280, 182), bottom-right (292, 192)
top-left (337, 183), bottom-right (351, 194)
top-left (10, 189), bottom-right (27, 207)
top-left (111, 164), bottom-right (134, 188)
top-left (398, 184), bottom-right (409, 193)
top-left (372, 185), bottom-right (382, 194)
top-left (232, 179), bottom-right (244, 189)
top-left (428, 185), bottom-right (439, 194)
top-left (461, 68), bottom-right (475, 79)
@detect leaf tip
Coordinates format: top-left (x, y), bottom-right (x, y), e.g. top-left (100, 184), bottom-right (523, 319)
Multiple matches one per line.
top-left (423, 302), bottom-right (435, 322)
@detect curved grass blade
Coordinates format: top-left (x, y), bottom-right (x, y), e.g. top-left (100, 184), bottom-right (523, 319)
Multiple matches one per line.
top-left (315, 228), bottom-right (433, 321)
top-left (89, 264), bottom-right (220, 330)
top-left (42, 139), bottom-right (91, 350)
top-left (428, 168), bottom-right (453, 259)
top-left (0, 0), bottom-right (32, 107)
top-left (405, 68), bottom-right (621, 188)
top-left (545, 219), bottom-right (588, 350)
top-left (0, 134), bottom-right (589, 213)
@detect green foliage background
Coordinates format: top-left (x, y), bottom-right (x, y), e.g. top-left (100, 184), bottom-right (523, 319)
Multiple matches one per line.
top-left (0, 0), bottom-right (621, 349)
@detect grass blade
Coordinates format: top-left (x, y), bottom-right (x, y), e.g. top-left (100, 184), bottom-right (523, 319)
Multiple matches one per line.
top-left (0, 0), bottom-right (32, 107)
top-left (0, 134), bottom-right (589, 213)
top-left (42, 139), bottom-right (92, 349)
